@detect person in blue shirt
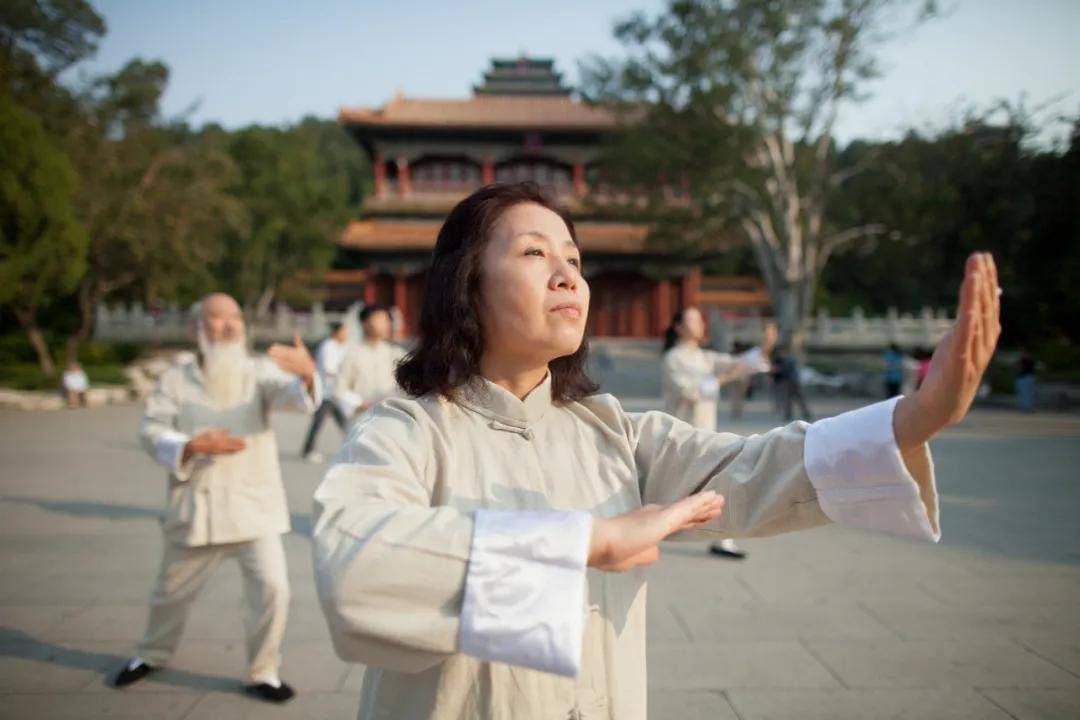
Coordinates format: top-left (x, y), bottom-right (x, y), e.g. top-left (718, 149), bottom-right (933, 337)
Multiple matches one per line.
top-left (884, 343), bottom-right (905, 398)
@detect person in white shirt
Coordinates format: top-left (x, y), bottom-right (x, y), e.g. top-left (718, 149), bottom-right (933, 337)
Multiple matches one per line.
top-left (301, 322), bottom-right (349, 462)
top-left (332, 304), bottom-right (407, 420)
top-left (112, 292), bottom-right (319, 704)
top-left (661, 310), bottom-right (776, 559)
top-left (62, 361), bottom-right (90, 408)
top-left (312, 183), bottom-right (1001, 720)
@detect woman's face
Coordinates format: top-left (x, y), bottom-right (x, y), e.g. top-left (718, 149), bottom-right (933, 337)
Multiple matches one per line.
top-left (678, 307), bottom-right (705, 342)
top-left (477, 202), bottom-right (590, 367)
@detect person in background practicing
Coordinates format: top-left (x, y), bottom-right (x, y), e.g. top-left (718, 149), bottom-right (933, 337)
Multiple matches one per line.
top-left (302, 322), bottom-right (349, 463)
top-left (661, 308), bottom-right (776, 559)
top-left (62, 360), bottom-right (89, 408)
top-left (333, 304), bottom-right (407, 420)
top-left (111, 292), bottom-right (318, 704)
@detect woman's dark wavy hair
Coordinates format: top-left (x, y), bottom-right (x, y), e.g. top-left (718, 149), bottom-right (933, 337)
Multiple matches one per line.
top-left (395, 182), bottom-right (599, 404)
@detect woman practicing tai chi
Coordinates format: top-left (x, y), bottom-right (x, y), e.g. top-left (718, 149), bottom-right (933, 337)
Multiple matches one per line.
top-left (661, 308), bottom-right (776, 559)
top-left (312, 183), bottom-right (1001, 719)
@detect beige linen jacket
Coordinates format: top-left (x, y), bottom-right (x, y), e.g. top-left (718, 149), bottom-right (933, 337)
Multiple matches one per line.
top-left (313, 374), bottom-right (938, 719)
top-left (140, 354), bottom-right (318, 547)
top-left (333, 341), bottom-right (409, 418)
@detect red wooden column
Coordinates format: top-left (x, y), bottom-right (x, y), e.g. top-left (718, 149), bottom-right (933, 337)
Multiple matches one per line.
top-left (396, 157), bottom-right (411, 197)
top-left (393, 269), bottom-right (409, 336)
top-left (631, 293), bottom-right (649, 338)
top-left (363, 273), bottom-right (377, 305)
top-left (373, 153), bottom-right (385, 197)
top-left (573, 161), bottom-right (587, 196)
top-left (653, 278), bottom-right (672, 335)
top-left (680, 267), bottom-right (701, 309)
top-left (482, 158), bottom-right (495, 185)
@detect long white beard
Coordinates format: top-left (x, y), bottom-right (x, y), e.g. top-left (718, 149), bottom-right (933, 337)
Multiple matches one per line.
top-left (198, 331), bottom-right (250, 408)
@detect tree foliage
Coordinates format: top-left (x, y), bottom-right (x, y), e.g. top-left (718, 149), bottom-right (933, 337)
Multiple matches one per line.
top-left (582, 0), bottom-right (937, 348)
top-left (0, 94), bottom-right (87, 373)
top-left (218, 117), bottom-right (367, 315)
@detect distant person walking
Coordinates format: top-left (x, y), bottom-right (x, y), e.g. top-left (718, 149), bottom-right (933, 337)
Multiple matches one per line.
top-left (301, 322), bottom-right (349, 462)
top-left (884, 343), bottom-right (905, 398)
top-left (1016, 349), bottom-right (1037, 412)
top-left (773, 345), bottom-right (812, 422)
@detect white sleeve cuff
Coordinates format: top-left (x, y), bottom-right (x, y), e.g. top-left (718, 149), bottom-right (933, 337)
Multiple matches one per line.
top-left (458, 510), bottom-right (592, 677)
top-left (698, 375), bottom-right (720, 399)
top-left (738, 347), bottom-right (770, 373)
top-left (285, 373), bottom-right (322, 412)
top-left (337, 390), bottom-right (364, 418)
top-left (804, 396), bottom-right (940, 542)
top-left (155, 430), bottom-right (192, 480)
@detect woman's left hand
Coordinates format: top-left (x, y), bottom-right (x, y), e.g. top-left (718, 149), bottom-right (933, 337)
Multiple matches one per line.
top-left (894, 252), bottom-right (1002, 450)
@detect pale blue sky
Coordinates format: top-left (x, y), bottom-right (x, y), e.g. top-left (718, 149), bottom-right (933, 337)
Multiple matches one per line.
top-left (71, 0), bottom-right (1080, 143)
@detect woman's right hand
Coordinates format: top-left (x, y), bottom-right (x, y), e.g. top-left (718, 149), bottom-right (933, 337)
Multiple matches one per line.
top-left (588, 491), bottom-right (725, 572)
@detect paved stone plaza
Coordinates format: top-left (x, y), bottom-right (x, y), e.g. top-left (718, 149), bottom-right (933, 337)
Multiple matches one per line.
top-left (1, 396), bottom-right (1078, 719)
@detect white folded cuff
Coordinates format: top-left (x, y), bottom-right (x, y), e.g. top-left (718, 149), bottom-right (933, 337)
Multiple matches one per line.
top-left (804, 396), bottom-right (940, 542)
top-left (738, 347), bottom-right (770, 373)
top-left (337, 390), bottom-right (364, 418)
top-left (287, 373), bottom-right (322, 412)
top-left (155, 430), bottom-right (192, 481)
top-left (458, 510), bottom-right (592, 677)
top-left (698, 375), bottom-right (720, 399)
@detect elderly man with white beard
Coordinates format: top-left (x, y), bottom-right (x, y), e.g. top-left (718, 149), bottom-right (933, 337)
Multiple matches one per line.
top-left (111, 293), bottom-right (319, 703)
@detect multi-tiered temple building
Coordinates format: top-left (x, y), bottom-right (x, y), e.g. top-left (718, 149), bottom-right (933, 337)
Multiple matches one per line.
top-left (330, 57), bottom-right (769, 337)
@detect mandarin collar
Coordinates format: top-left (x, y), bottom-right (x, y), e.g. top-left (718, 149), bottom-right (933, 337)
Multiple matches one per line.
top-left (457, 372), bottom-right (554, 429)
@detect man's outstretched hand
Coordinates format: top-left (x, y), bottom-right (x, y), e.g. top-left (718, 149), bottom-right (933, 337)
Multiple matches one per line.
top-left (268, 334), bottom-right (317, 390)
top-left (588, 491), bottom-right (725, 572)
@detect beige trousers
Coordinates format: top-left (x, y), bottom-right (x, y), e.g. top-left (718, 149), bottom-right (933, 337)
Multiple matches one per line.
top-left (137, 534), bottom-right (289, 684)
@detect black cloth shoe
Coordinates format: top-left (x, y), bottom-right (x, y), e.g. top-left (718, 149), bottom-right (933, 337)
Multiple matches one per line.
top-left (245, 681), bottom-right (296, 703)
top-left (112, 658), bottom-right (156, 687)
top-left (709, 542), bottom-right (748, 560)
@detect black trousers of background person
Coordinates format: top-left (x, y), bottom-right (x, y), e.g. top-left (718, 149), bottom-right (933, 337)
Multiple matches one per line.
top-left (780, 378), bottom-right (813, 422)
top-left (302, 399), bottom-right (347, 456)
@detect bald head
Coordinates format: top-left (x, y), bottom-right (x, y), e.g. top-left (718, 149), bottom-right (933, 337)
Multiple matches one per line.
top-left (197, 292), bottom-right (245, 345)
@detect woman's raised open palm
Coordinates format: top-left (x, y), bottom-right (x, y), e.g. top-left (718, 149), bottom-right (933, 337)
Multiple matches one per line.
top-left (895, 252), bottom-right (1002, 449)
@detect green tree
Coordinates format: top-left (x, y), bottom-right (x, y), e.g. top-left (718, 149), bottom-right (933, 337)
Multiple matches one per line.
top-left (582, 0), bottom-right (936, 349)
top-left (0, 0), bottom-right (104, 137)
top-left (0, 94), bottom-right (87, 374)
top-left (824, 110), bottom-right (1080, 349)
top-left (63, 59), bottom-right (245, 360)
top-left (218, 118), bottom-right (366, 315)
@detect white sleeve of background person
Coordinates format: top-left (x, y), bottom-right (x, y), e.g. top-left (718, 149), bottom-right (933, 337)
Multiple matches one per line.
top-left (337, 390), bottom-right (364, 418)
top-left (804, 396), bottom-right (940, 541)
top-left (458, 510), bottom-right (593, 677)
top-left (738, 347), bottom-right (770, 373)
top-left (283, 371), bottom-right (323, 412)
top-left (155, 429), bottom-right (191, 478)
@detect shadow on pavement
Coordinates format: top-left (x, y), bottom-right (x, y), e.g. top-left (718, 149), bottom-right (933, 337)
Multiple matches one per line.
top-left (0, 627), bottom-right (238, 693)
